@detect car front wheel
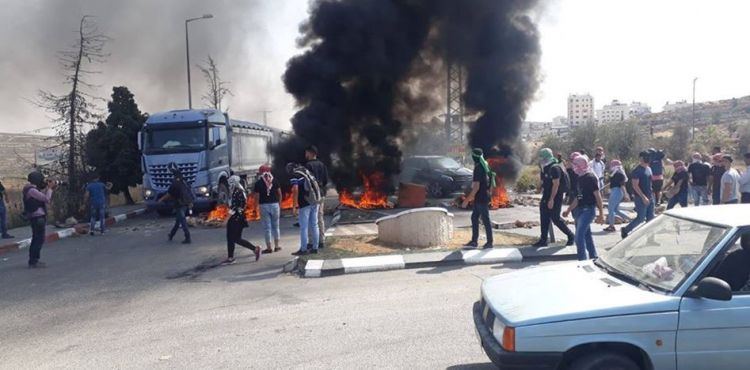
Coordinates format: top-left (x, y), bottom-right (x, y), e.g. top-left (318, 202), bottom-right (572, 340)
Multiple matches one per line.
top-left (427, 182), bottom-right (444, 198)
top-left (569, 351), bottom-right (640, 370)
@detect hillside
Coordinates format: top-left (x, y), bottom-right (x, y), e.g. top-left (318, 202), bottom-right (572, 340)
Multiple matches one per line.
top-left (0, 132), bottom-right (54, 181)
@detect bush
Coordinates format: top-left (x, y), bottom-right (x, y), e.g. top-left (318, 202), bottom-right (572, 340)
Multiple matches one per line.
top-left (513, 165), bottom-right (540, 193)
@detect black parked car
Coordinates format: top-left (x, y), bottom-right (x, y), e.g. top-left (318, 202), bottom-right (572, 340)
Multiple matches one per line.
top-left (399, 156), bottom-right (473, 198)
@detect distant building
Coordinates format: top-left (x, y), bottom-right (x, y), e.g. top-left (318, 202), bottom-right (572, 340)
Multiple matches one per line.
top-left (597, 100), bottom-right (652, 124)
top-left (568, 94), bottom-right (594, 127)
top-left (629, 101), bottom-right (651, 117)
top-left (522, 120), bottom-right (570, 140)
top-left (663, 100), bottom-right (691, 112)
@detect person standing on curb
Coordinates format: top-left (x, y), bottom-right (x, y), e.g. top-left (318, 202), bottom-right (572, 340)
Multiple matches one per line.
top-left (738, 153), bottom-right (750, 204)
top-left (158, 166), bottom-right (193, 244)
top-left (223, 175), bottom-right (260, 264)
top-left (254, 164), bottom-right (282, 254)
top-left (288, 163), bottom-right (322, 256)
top-left (563, 155), bottom-right (604, 261)
top-left (665, 160), bottom-right (689, 210)
top-left (462, 148), bottom-right (494, 249)
top-left (83, 174), bottom-right (109, 235)
top-left (708, 153), bottom-right (726, 205)
top-left (687, 152), bottom-right (710, 206)
top-left (720, 155), bottom-right (741, 204)
top-left (603, 159), bottom-right (630, 232)
top-left (23, 171), bottom-right (56, 268)
top-left (0, 180), bottom-right (13, 239)
top-left (532, 148), bottom-right (574, 247)
top-left (621, 151), bottom-right (655, 239)
top-left (304, 145), bottom-right (328, 249)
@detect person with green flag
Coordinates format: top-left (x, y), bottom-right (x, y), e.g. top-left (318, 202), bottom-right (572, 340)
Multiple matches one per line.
top-left (461, 148), bottom-right (494, 249)
top-left (533, 148), bottom-right (575, 247)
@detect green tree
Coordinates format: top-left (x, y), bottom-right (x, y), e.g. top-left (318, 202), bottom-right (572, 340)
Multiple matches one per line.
top-left (85, 86), bottom-right (147, 204)
top-left (667, 125), bottom-right (691, 161)
top-left (736, 122), bottom-right (750, 155)
top-left (598, 121), bottom-right (649, 161)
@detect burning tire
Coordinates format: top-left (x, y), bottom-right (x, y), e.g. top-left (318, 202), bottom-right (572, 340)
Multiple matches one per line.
top-left (217, 182), bottom-right (230, 205)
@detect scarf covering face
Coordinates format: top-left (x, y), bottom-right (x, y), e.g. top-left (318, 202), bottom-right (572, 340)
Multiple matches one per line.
top-left (609, 159), bottom-right (628, 182)
top-left (569, 152), bottom-right (581, 161)
top-left (572, 155), bottom-right (591, 176)
top-left (692, 152), bottom-right (702, 163)
top-left (259, 164), bottom-right (273, 197)
top-left (228, 175), bottom-right (246, 200)
top-left (539, 147), bottom-right (555, 167)
top-left (712, 153), bottom-right (724, 165)
top-left (673, 160), bottom-right (687, 173)
top-left (472, 148), bottom-right (496, 189)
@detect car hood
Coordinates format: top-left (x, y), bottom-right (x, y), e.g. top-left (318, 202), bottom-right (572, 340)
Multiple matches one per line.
top-left (436, 167), bottom-right (472, 177)
top-left (481, 261), bottom-right (679, 327)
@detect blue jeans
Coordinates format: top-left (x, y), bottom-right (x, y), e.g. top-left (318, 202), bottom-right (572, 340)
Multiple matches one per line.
top-left (691, 185), bottom-right (708, 206)
top-left (574, 206), bottom-right (597, 261)
top-left (0, 203), bottom-right (7, 236)
top-left (90, 204), bottom-right (106, 233)
top-left (169, 206), bottom-right (190, 240)
top-left (299, 204), bottom-right (319, 251)
top-left (622, 196), bottom-right (655, 235)
top-left (667, 191), bottom-right (688, 210)
top-left (260, 203), bottom-right (281, 244)
top-left (607, 187), bottom-right (630, 226)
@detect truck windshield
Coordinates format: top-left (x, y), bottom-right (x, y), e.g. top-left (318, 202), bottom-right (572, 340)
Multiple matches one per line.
top-left (144, 126), bottom-right (206, 153)
top-left (598, 215), bottom-right (728, 293)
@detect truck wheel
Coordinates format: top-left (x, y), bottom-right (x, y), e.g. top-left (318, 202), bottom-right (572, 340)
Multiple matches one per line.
top-left (427, 182), bottom-right (444, 198)
top-left (217, 182), bottom-right (230, 205)
top-left (569, 351), bottom-right (640, 370)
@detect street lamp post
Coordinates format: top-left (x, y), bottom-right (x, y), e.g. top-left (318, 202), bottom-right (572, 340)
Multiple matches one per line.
top-left (692, 77), bottom-right (698, 141)
top-left (185, 14), bottom-right (213, 109)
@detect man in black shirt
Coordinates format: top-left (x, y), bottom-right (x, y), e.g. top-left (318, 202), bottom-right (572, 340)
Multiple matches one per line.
top-left (158, 166), bottom-right (193, 244)
top-left (462, 148), bottom-right (493, 249)
top-left (708, 153), bottom-right (726, 205)
top-left (687, 152), bottom-right (710, 206)
top-left (305, 145), bottom-right (328, 249)
top-left (533, 148), bottom-right (574, 247)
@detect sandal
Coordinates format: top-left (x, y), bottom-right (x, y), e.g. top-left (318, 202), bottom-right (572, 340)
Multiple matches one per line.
top-left (262, 248), bottom-right (273, 254)
top-left (274, 247), bottom-right (282, 252)
top-left (603, 226), bottom-right (616, 232)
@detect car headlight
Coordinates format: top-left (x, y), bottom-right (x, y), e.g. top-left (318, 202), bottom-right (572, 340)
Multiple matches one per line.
top-left (493, 318), bottom-right (515, 352)
top-left (196, 186), bottom-right (209, 194)
top-left (144, 189), bottom-right (153, 198)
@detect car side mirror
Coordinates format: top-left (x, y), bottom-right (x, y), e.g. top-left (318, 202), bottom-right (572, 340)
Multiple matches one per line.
top-left (689, 277), bottom-right (732, 301)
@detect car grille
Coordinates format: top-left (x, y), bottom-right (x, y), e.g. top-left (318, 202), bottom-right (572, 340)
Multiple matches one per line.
top-left (479, 297), bottom-right (496, 333)
top-left (148, 162), bottom-right (197, 189)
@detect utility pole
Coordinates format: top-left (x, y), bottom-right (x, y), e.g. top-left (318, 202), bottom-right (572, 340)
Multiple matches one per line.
top-left (185, 14), bottom-right (213, 109)
top-left (445, 61), bottom-right (465, 158)
top-left (260, 110), bottom-right (271, 126)
top-left (692, 77), bottom-right (698, 141)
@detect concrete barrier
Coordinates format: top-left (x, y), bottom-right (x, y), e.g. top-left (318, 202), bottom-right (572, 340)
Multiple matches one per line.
top-left (375, 207), bottom-right (453, 247)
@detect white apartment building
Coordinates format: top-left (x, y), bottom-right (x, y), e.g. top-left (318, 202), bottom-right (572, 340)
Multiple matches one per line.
top-left (568, 94), bottom-right (594, 126)
top-left (597, 100), bottom-right (652, 124)
top-left (663, 100), bottom-right (691, 112)
top-left (629, 101), bottom-right (651, 117)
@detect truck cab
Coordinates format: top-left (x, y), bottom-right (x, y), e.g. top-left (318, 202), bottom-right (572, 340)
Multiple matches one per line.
top-left (139, 109), bottom-right (274, 213)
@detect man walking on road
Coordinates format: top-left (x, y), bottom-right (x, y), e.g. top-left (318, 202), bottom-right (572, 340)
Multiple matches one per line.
top-left (687, 152), bottom-right (710, 206)
top-left (590, 148), bottom-right (606, 191)
top-left (288, 163), bottom-right (322, 256)
top-left (0, 180), bottom-right (13, 239)
top-left (23, 171), bottom-right (56, 268)
top-left (305, 145), bottom-right (328, 249)
top-left (709, 151), bottom-right (726, 205)
top-left (533, 148), bottom-right (574, 247)
top-left (621, 151), bottom-right (655, 239)
top-left (158, 166), bottom-right (193, 244)
top-left (738, 153), bottom-right (750, 204)
top-left (462, 148), bottom-right (494, 249)
top-left (720, 155), bottom-right (740, 204)
top-left (83, 174), bottom-right (111, 235)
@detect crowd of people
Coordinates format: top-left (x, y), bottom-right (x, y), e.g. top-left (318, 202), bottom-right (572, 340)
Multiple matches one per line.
top-left (534, 144), bottom-right (750, 262)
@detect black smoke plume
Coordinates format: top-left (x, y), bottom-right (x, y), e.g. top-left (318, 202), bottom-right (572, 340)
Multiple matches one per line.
top-left (274, 0), bottom-right (542, 189)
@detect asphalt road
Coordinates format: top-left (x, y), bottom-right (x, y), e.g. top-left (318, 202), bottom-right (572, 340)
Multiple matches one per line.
top-left (0, 213), bottom-right (554, 369)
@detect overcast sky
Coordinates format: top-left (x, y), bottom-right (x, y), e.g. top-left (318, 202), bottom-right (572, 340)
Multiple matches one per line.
top-left (1, 0), bottom-right (748, 134)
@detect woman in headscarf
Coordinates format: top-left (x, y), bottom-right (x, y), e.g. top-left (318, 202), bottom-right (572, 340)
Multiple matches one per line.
top-left (563, 155), bottom-right (605, 261)
top-left (565, 152), bottom-right (581, 205)
top-left (665, 160), bottom-right (689, 210)
top-left (224, 175), bottom-right (260, 264)
top-left (253, 164), bottom-right (282, 254)
top-left (603, 159), bottom-right (630, 232)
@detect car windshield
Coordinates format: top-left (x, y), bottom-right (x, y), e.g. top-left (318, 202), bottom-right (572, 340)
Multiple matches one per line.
top-left (427, 157), bottom-right (461, 169)
top-left (145, 125), bottom-right (206, 153)
top-left (598, 215), bottom-right (728, 293)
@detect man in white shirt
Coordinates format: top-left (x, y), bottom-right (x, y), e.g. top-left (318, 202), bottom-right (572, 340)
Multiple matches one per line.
top-left (738, 152), bottom-right (750, 204)
top-left (590, 149), bottom-right (606, 191)
top-left (721, 155), bottom-right (741, 204)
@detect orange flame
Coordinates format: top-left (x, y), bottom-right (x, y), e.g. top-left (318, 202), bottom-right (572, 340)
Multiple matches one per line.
top-left (338, 172), bottom-right (392, 209)
top-left (205, 195), bottom-right (261, 223)
top-left (487, 157), bottom-right (511, 209)
top-left (244, 195), bottom-right (261, 221)
top-left (207, 204), bottom-right (230, 222)
top-left (281, 191), bottom-right (294, 210)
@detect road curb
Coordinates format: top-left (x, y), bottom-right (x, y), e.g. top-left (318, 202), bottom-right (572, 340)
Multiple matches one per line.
top-left (0, 208), bottom-right (148, 256)
top-left (302, 248), bottom-right (524, 278)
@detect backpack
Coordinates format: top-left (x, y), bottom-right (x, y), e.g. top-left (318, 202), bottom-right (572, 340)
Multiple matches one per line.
top-left (556, 163), bottom-right (571, 195)
top-left (294, 167), bottom-right (322, 205)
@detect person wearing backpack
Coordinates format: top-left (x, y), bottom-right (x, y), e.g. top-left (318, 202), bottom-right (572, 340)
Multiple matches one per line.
top-left (533, 148), bottom-right (575, 248)
top-left (158, 166), bottom-right (193, 244)
top-left (305, 145), bottom-right (328, 249)
top-left (287, 163), bottom-right (322, 256)
top-left (461, 148), bottom-right (494, 249)
top-left (23, 171), bottom-right (56, 268)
